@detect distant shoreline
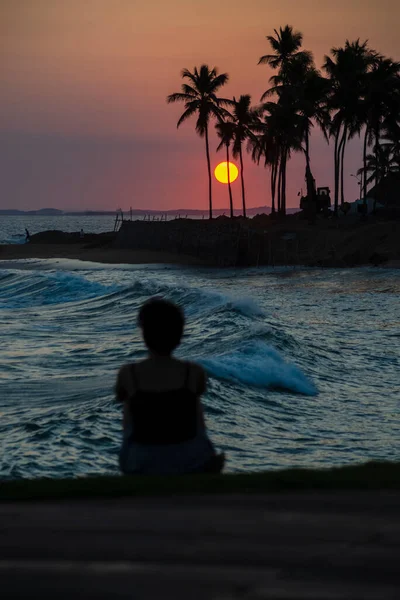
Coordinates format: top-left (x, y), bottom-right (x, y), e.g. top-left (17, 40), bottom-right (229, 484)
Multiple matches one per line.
top-left (0, 206), bottom-right (296, 218)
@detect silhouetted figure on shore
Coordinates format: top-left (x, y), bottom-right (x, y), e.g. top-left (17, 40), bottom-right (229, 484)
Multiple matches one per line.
top-left (25, 228), bottom-right (30, 242)
top-left (116, 298), bottom-right (224, 475)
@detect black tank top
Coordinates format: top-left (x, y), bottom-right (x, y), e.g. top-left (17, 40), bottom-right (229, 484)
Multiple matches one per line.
top-left (128, 363), bottom-right (198, 445)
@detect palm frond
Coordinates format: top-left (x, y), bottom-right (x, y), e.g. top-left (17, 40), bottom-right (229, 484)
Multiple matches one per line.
top-left (181, 68), bottom-right (198, 85)
top-left (181, 84), bottom-right (199, 97)
top-left (167, 92), bottom-right (192, 104)
top-left (209, 73), bottom-right (229, 92)
top-left (215, 96), bottom-right (235, 108)
top-left (208, 103), bottom-right (228, 123)
top-left (258, 53), bottom-right (278, 67)
top-left (176, 103), bottom-right (199, 128)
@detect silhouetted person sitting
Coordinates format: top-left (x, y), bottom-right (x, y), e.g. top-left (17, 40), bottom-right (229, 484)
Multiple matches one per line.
top-left (115, 298), bottom-right (224, 475)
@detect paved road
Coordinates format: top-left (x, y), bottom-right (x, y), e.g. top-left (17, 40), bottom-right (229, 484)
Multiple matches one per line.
top-left (1, 492), bottom-right (399, 599)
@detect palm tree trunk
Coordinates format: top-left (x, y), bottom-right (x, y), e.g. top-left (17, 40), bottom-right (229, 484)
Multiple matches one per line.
top-left (305, 129), bottom-right (317, 203)
top-left (271, 160), bottom-right (278, 214)
top-left (305, 129), bottom-right (311, 170)
top-left (281, 151), bottom-right (287, 216)
top-left (226, 144), bottom-right (234, 218)
top-left (279, 155), bottom-right (285, 216)
top-left (375, 129), bottom-right (380, 189)
top-left (277, 155), bottom-right (282, 214)
top-left (239, 144), bottom-right (246, 218)
top-left (333, 127), bottom-right (340, 215)
top-left (339, 126), bottom-right (347, 206)
top-left (205, 126), bottom-right (213, 219)
top-left (373, 127), bottom-right (380, 213)
top-left (340, 139), bottom-right (345, 206)
top-left (362, 126), bottom-right (369, 203)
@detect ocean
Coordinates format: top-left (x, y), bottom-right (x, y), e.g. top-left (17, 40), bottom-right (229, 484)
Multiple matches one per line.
top-left (0, 256), bottom-right (399, 480)
top-left (0, 214), bottom-right (117, 245)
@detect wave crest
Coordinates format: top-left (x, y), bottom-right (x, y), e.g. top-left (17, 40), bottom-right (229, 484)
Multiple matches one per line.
top-left (200, 341), bottom-right (318, 396)
top-left (0, 270), bottom-right (119, 308)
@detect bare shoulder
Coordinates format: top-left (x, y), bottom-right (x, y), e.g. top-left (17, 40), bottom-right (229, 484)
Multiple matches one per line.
top-left (187, 361), bottom-right (206, 377)
top-left (115, 362), bottom-right (136, 401)
top-left (117, 363), bottom-right (133, 383)
top-left (186, 361), bottom-right (207, 394)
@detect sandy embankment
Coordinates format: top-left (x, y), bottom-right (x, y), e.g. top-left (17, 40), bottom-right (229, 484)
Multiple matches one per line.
top-left (0, 243), bottom-right (205, 266)
top-left (1, 218), bottom-right (399, 267)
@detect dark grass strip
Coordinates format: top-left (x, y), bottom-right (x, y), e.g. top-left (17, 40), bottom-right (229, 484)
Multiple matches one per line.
top-left (1, 461), bottom-right (399, 502)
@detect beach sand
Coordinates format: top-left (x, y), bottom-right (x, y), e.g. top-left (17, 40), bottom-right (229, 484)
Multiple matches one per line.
top-left (0, 243), bottom-right (205, 266)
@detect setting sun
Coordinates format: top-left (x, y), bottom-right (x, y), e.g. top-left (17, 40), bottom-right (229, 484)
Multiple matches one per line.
top-left (214, 161), bottom-right (239, 184)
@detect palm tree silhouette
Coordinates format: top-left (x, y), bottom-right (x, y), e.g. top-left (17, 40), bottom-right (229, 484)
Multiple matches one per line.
top-left (262, 99), bottom-right (303, 215)
top-left (324, 40), bottom-right (378, 213)
top-left (362, 57), bottom-right (400, 197)
top-left (259, 25), bottom-right (318, 215)
top-left (382, 122), bottom-right (400, 166)
top-left (250, 118), bottom-right (280, 214)
top-left (258, 25), bottom-right (312, 82)
top-left (216, 120), bottom-right (236, 218)
top-left (167, 65), bottom-right (231, 219)
top-left (296, 68), bottom-right (330, 173)
top-left (230, 95), bottom-right (259, 218)
top-left (358, 140), bottom-right (399, 212)
top-left (357, 143), bottom-right (399, 187)
top-left (263, 49), bottom-right (329, 210)
top-left (166, 29), bottom-right (400, 222)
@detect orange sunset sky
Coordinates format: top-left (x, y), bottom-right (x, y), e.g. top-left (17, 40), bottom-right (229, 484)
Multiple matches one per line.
top-left (1, 0), bottom-right (399, 211)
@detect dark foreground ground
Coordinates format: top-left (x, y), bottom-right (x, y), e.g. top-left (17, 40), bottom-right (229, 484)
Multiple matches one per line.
top-left (1, 491), bottom-right (399, 599)
top-left (1, 462), bottom-right (400, 599)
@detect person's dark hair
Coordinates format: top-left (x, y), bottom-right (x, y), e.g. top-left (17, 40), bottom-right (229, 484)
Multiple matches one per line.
top-left (138, 298), bottom-right (184, 355)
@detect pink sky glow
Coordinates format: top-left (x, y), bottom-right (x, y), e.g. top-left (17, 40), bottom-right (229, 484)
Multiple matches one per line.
top-left (1, 0), bottom-right (399, 211)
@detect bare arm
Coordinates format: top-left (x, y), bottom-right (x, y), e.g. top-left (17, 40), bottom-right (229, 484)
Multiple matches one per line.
top-left (115, 365), bottom-right (133, 430)
top-left (115, 365), bottom-right (131, 403)
top-left (196, 365), bottom-right (207, 430)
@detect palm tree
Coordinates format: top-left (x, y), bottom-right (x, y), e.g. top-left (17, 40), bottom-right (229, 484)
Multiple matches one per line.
top-left (382, 121), bottom-right (400, 164)
top-left (259, 25), bottom-right (324, 214)
top-left (167, 65), bottom-right (231, 219)
top-left (358, 139), bottom-right (400, 212)
top-left (262, 98), bottom-right (303, 216)
top-left (357, 143), bottom-right (399, 187)
top-left (230, 95), bottom-right (259, 218)
top-left (297, 68), bottom-right (330, 172)
top-left (258, 25), bottom-right (312, 83)
top-left (250, 119), bottom-right (280, 214)
top-left (323, 40), bottom-right (378, 213)
top-left (262, 54), bottom-right (329, 207)
top-left (362, 57), bottom-right (400, 196)
top-left (215, 120), bottom-right (236, 218)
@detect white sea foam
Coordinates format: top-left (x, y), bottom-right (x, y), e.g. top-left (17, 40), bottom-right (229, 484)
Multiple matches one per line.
top-left (224, 296), bottom-right (265, 318)
top-left (201, 341), bottom-right (318, 396)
